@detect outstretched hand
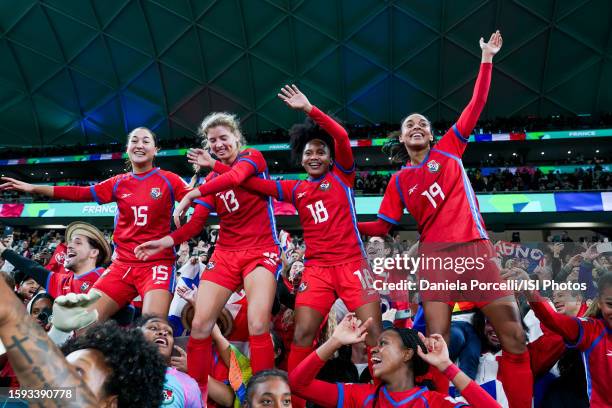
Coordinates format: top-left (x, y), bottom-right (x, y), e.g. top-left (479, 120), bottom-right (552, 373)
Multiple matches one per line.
top-left (187, 148), bottom-right (216, 170)
top-left (51, 291), bottom-right (101, 332)
top-left (0, 177), bottom-right (35, 193)
top-left (331, 313), bottom-right (372, 346)
top-left (480, 30), bottom-right (503, 62)
top-left (278, 84), bottom-right (313, 113)
top-left (416, 332), bottom-right (452, 371)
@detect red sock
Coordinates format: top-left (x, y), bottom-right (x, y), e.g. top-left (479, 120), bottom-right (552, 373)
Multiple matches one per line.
top-left (430, 365), bottom-right (449, 395)
top-left (187, 336), bottom-right (212, 394)
top-left (288, 345), bottom-right (313, 408)
top-left (249, 333), bottom-right (275, 373)
top-left (498, 350), bottom-right (533, 408)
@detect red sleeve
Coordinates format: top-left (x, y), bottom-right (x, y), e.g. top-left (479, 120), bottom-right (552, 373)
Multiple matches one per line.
top-left (460, 381), bottom-right (502, 407)
top-left (213, 161), bottom-right (232, 174)
top-left (53, 186), bottom-right (94, 202)
top-left (308, 106), bottom-right (354, 174)
top-left (358, 219), bottom-right (393, 237)
top-left (198, 150), bottom-right (265, 197)
top-left (56, 176), bottom-right (120, 203)
top-left (170, 202), bottom-right (212, 244)
top-left (240, 177), bottom-right (297, 202)
top-left (288, 351), bottom-right (339, 407)
top-left (167, 171), bottom-right (192, 201)
top-left (375, 173), bottom-right (405, 225)
top-left (436, 63), bottom-right (492, 158)
top-left (527, 327), bottom-right (566, 377)
top-left (528, 293), bottom-right (580, 345)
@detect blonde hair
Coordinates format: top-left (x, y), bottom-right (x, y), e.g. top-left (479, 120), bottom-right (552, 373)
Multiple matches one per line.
top-left (198, 112), bottom-right (246, 149)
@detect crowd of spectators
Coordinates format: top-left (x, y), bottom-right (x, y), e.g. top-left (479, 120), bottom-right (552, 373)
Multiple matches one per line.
top-left (2, 113), bottom-right (612, 159)
top-left (1, 222), bottom-right (610, 407)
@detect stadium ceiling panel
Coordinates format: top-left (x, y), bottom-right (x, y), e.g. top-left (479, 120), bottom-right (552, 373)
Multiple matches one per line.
top-left (0, 0), bottom-right (609, 147)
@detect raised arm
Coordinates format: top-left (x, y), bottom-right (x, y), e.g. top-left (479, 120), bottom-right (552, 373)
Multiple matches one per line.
top-left (279, 85), bottom-right (353, 172)
top-left (416, 333), bottom-right (501, 407)
top-left (527, 291), bottom-right (580, 344)
top-left (455, 31), bottom-right (501, 137)
top-left (0, 278), bottom-right (98, 407)
top-left (289, 314), bottom-right (371, 407)
top-left (0, 243), bottom-right (51, 291)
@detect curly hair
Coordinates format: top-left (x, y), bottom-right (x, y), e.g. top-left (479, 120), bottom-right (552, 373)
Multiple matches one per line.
top-left (289, 117), bottom-right (336, 164)
top-left (61, 320), bottom-right (166, 408)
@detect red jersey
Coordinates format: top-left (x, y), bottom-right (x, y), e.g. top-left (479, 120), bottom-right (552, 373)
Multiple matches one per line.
top-left (338, 384), bottom-right (468, 408)
top-left (45, 267), bottom-right (103, 298)
top-left (170, 148), bottom-right (278, 250)
top-left (568, 317), bottom-right (611, 407)
top-left (241, 106), bottom-right (365, 265)
top-left (372, 63), bottom-right (492, 243)
top-left (45, 243), bottom-right (67, 274)
top-left (56, 168), bottom-right (191, 264)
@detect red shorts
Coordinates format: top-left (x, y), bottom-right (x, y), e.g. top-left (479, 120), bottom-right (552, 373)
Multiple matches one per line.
top-left (295, 258), bottom-right (380, 316)
top-left (202, 246), bottom-right (280, 292)
top-left (418, 240), bottom-right (512, 303)
top-left (93, 259), bottom-right (176, 307)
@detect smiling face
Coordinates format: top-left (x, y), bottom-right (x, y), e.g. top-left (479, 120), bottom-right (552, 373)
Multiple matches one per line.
top-left (552, 289), bottom-right (582, 316)
top-left (206, 125), bottom-right (240, 163)
top-left (484, 322), bottom-right (500, 351)
top-left (141, 317), bottom-right (174, 361)
top-left (399, 114), bottom-right (433, 152)
top-left (126, 128), bottom-right (158, 170)
top-left (301, 139), bottom-right (331, 178)
top-left (65, 234), bottom-right (99, 271)
top-left (370, 330), bottom-right (413, 381)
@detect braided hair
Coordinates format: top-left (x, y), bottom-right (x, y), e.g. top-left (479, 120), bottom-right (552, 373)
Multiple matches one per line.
top-left (289, 117), bottom-right (336, 164)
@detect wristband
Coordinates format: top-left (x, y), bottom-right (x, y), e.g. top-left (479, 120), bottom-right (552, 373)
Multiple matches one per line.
top-left (442, 363), bottom-right (460, 380)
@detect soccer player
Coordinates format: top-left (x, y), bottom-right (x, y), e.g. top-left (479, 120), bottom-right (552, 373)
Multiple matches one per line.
top-left (356, 32), bottom-right (531, 408)
top-left (0, 221), bottom-right (111, 298)
top-left (525, 273), bottom-right (612, 407)
top-left (0, 127), bottom-right (191, 320)
top-left (289, 313), bottom-right (500, 407)
top-left (189, 85), bottom-right (383, 384)
top-left (133, 113), bottom-right (280, 395)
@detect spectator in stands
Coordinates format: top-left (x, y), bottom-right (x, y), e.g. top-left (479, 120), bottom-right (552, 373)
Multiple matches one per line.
top-left (27, 292), bottom-right (54, 332)
top-left (0, 277), bottom-right (166, 407)
top-left (246, 369), bottom-right (292, 408)
top-left (0, 222), bottom-right (111, 299)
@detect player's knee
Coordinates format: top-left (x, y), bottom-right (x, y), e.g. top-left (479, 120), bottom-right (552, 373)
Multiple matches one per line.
top-left (293, 325), bottom-right (317, 347)
top-left (498, 325), bottom-right (527, 353)
top-left (247, 318), bottom-right (269, 336)
top-left (190, 316), bottom-right (215, 338)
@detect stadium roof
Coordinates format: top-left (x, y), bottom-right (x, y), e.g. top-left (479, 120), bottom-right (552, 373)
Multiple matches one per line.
top-left (0, 0), bottom-right (610, 147)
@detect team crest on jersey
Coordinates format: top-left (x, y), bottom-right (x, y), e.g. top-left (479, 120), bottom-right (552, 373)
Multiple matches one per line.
top-left (427, 160), bottom-right (441, 173)
top-left (298, 281), bottom-right (308, 292)
top-left (206, 261), bottom-right (215, 270)
top-left (150, 187), bottom-right (162, 199)
top-left (162, 388), bottom-right (174, 404)
top-left (80, 282), bottom-right (90, 292)
top-left (319, 180), bottom-right (331, 191)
